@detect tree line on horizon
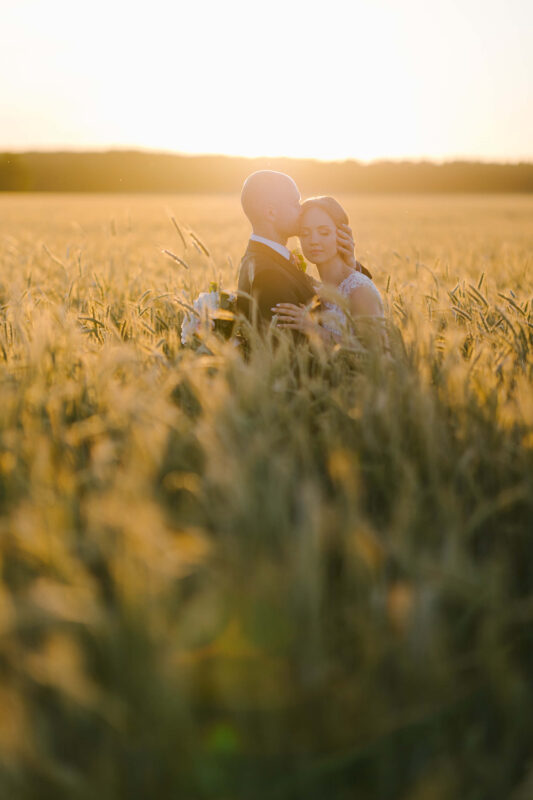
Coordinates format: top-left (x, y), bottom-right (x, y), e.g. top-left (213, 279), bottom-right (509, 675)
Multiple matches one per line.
top-left (0, 151), bottom-right (532, 193)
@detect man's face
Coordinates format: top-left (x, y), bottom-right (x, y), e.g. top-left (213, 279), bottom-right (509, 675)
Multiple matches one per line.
top-left (276, 181), bottom-right (301, 238)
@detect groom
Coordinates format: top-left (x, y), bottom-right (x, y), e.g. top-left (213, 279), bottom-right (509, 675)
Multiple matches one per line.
top-left (237, 170), bottom-right (315, 328)
top-left (237, 170), bottom-right (357, 331)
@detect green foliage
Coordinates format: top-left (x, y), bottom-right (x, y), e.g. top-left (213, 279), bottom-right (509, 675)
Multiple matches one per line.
top-left (0, 196), bottom-right (532, 799)
top-left (1, 151), bottom-right (533, 193)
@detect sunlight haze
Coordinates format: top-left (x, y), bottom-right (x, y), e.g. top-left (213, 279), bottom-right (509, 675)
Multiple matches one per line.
top-left (1, 0), bottom-right (531, 161)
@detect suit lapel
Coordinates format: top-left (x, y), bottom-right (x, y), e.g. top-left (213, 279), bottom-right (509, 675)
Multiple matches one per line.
top-left (245, 241), bottom-right (314, 292)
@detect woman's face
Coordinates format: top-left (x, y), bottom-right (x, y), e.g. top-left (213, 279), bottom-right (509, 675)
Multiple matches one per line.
top-left (299, 206), bottom-right (338, 265)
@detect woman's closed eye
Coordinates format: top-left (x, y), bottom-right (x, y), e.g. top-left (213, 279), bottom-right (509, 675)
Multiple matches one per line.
top-left (300, 227), bottom-right (332, 237)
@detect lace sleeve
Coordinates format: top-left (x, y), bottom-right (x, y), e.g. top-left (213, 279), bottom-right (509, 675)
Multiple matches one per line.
top-left (342, 272), bottom-right (379, 293)
top-left (340, 272), bottom-right (384, 312)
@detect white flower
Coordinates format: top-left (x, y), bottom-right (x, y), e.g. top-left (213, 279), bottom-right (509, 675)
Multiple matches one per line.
top-left (180, 313), bottom-right (200, 345)
top-left (180, 289), bottom-right (219, 345)
top-left (194, 290), bottom-right (219, 317)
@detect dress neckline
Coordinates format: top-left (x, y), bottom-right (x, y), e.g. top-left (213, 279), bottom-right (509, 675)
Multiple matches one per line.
top-left (338, 270), bottom-right (369, 293)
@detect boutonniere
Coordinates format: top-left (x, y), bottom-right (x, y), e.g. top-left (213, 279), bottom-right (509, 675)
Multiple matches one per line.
top-left (290, 249), bottom-right (307, 272)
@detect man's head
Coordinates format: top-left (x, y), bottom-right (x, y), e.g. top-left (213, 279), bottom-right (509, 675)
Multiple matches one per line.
top-left (241, 170), bottom-right (301, 244)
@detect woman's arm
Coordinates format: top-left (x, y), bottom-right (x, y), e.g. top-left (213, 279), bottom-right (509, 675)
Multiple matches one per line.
top-left (273, 288), bottom-right (387, 350)
top-left (349, 285), bottom-right (384, 317)
top-left (348, 287), bottom-right (389, 350)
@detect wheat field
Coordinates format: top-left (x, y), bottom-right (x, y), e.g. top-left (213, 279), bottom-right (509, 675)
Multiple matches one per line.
top-left (0, 192), bottom-right (532, 800)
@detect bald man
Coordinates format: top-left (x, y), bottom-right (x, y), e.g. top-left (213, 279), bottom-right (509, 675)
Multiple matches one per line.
top-left (237, 170), bottom-right (316, 329)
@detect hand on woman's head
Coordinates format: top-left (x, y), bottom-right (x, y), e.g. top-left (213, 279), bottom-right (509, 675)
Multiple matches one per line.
top-left (336, 223), bottom-right (357, 268)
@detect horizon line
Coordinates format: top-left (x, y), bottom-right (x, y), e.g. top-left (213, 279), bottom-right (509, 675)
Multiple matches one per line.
top-left (2, 147), bottom-right (532, 167)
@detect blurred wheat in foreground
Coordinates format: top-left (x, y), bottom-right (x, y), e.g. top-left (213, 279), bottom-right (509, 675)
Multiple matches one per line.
top-left (0, 193), bottom-right (532, 800)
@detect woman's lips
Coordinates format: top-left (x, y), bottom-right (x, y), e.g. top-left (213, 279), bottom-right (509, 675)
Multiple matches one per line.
top-left (309, 249), bottom-right (323, 256)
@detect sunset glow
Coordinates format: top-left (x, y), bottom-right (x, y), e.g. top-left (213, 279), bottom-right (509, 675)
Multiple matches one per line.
top-left (1, 0), bottom-right (531, 162)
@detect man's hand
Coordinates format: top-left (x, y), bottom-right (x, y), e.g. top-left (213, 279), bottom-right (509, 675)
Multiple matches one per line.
top-left (337, 223), bottom-right (357, 269)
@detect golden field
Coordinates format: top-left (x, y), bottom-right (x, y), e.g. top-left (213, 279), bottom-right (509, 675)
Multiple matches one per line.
top-left (0, 192), bottom-right (532, 800)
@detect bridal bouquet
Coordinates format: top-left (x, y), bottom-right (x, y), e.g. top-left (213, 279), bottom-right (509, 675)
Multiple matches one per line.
top-left (180, 282), bottom-right (237, 346)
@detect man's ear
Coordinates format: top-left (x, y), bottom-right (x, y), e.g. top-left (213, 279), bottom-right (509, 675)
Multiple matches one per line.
top-left (265, 205), bottom-right (277, 222)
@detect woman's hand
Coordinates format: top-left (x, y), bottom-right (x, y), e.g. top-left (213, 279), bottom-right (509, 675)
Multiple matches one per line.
top-left (337, 223), bottom-right (357, 269)
top-left (272, 302), bottom-right (315, 333)
top-left (272, 302), bottom-right (340, 345)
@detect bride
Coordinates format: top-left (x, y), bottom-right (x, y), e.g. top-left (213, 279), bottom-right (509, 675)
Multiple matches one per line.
top-left (272, 196), bottom-right (385, 345)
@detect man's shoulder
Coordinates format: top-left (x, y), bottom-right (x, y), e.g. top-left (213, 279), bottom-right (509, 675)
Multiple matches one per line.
top-left (239, 242), bottom-right (288, 283)
top-left (241, 241), bottom-right (284, 268)
top-left (239, 240), bottom-right (316, 298)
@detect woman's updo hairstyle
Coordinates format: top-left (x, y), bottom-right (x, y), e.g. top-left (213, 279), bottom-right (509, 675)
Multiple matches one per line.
top-left (299, 195), bottom-right (349, 227)
top-left (299, 196), bottom-right (372, 278)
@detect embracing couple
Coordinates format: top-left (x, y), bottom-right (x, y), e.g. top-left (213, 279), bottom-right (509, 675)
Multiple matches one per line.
top-left (237, 170), bottom-right (384, 344)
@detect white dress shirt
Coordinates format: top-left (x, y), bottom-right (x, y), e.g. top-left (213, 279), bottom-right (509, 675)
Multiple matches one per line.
top-left (249, 234), bottom-right (291, 262)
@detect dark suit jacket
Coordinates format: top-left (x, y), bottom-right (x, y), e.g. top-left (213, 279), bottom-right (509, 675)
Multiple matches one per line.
top-left (237, 240), bottom-right (317, 327)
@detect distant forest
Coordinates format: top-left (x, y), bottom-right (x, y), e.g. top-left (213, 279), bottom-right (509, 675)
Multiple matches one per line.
top-left (1, 151), bottom-right (532, 193)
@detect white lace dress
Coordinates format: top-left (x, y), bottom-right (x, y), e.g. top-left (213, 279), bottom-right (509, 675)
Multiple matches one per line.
top-left (319, 271), bottom-right (384, 336)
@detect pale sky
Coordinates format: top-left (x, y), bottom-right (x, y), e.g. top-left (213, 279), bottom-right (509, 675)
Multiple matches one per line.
top-left (1, 0), bottom-right (531, 162)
